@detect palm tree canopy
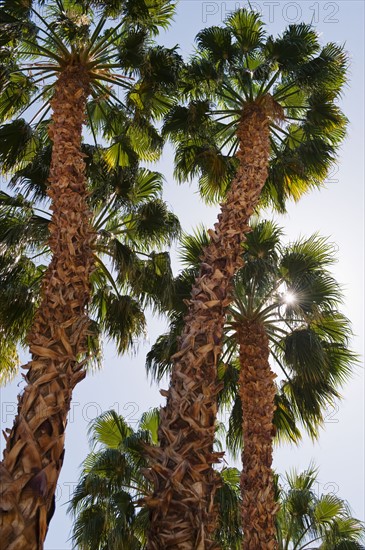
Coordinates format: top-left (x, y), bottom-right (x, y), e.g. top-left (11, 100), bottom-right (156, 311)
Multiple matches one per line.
top-left (0, 0), bottom-right (183, 382)
top-left (162, 8), bottom-right (348, 209)
top-left (146, 220), bottom-right (357, 448)
top-left (69, 409), bottom-right (156, 549)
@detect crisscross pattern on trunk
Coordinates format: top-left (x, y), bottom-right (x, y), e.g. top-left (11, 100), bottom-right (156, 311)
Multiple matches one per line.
top-left (238, 321), bottom-right (278, 550)
top-left (0, 67), bottom-right (94, 550)
top-left (146, 104), bottom-right (271, 550)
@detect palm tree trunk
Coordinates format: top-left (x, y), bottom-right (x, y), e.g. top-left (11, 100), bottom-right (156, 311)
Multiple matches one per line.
top-left (0, 66), bottom-right (93, 550)
top-left (237, 321), bottom-right (278, 550)
top-left (146, 103), bottom-right (272, 549)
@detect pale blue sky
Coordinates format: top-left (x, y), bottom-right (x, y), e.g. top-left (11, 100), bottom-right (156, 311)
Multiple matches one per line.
top-left (0, 2), bottom-right (363, 548)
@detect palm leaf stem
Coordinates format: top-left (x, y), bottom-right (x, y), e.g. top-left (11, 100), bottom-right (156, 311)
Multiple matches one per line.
top-left (282, 105), bottom-right (308, 110)
top-left (34, 104), bottom-right (51, 130)
top-left (93, 195), bottom-right (117, 231)
top-left (270, 136), bottom-right (280, 155)
top-left (257, 69), bottom-right (280, 98)
top-left (274, 87), bottom-right (303, 103)
top-left (286, 116), bottom-right (307, 122)
top-left (210, 110), bottom-right (241, 116)
top-left (283, 515), bottom-right (296, 550)
top-left (270, 127), bottom-right (285, 146)
top-left (28, 100), bottom-right (51, 125)
top-left (88, 13), bottom-right (108, 47)
top-left (30, 6), bottom-right (72, 57)
top-left (253, 301), bottom-right (278, 320)
top-left (271, 123), bottom-right (303, 145)
top-left (29, 248), bottom-right (50, 261)
top-left (30, 29), bottom-right (70, 60)
top-left (93, 254), bottom-right (121, 297)
top-left (222, 81), bottom-right (247, 104)
top-left (85, 102), bottom-right (101, 151)
top-left (91, 82), bottom-right (127, 117)
top-left (90, 72), bottom-right (131, 89)
top-left (227, 139), bottom-right (239, 157)
top-left (21, 38), bottom-right (64, 64)
top-left (292, 523), bottom-right (317, 550)
top-left (299, 535), bottom-right (325, 550)
top-left (245, 54), bottom-right (254, 100)
top-left (267, 344), bottom-right (290, 382)
top-left (11, 65), bottom-right (59, 74)
top-left (89, 21), bottom-right (127, 58)
top-left (215, 126), bottom-right (238, 152)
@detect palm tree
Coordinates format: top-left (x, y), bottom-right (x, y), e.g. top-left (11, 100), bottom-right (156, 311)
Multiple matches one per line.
top-left (68, 409), bottom-right (242, 549)
top-left (145, 9), bottom-right (349, 547)
top-left (0, 0), bottom-right (179, 546)
top-left (146, 220), bottom-right (357, 548)
top-left (225, 222), bottom-right (355, 548)
top-left (276, 466), bottom-right (365, 549)
top-left (69, 409), bottom-right (155, 549)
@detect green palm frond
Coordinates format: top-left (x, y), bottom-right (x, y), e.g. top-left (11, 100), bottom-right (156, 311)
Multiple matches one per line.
top-left (293, 43), bottom-right (348, 92)
top-left (129, 168), bottom-right (163, 203)
top-left (125, 199), bottom-right (180, 248)
top-left (196, 26), bottom-right (238, 66)
top-left (173, 137), bottom-right (237, 203)
top-left (225, 8), bottom-right (266, 53)
top-left (88, 409), bottom-right (133, 450)
top-left (0, 252), bottom-right (43, 344)
top-left (179, 225), bottom-right (209, 268)
top-left (126, 251), bottom-right (175, 315)
top-left (215, 467), bottom-right (242, 549)
top-left (91, 289), bottom-right (146, 354)
top-left (162, 100), bottom-right (212, 141)
top-left (139, 408), bottom-right (159, 444)
top-left (145, 327), bottom-right (178, 382)
top-left (0, 168), bottom-right (180, 377)
top-left (273, 392), bottom-right (302, 444)
top-left (8, 143), bottom-right (51, 201)
top-left (0, 0), bottom-right (181, 178)
top-left (265, 23), bottom-right (320, 70)
top-left (0, 120), bottom-right (39, 171)
top-left (226, 395), bottom-right (243, 460)
top-left (278, 467), bottom-right (365, 549)
top-left (0, 332), bottom-right (19, 386)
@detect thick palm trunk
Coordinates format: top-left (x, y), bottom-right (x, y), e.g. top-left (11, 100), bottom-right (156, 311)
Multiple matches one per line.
top-left (0, 67), bottom-right (93, 549)
top-left (238, 321), bottom-right (278, 550)
top-left (146, 103), bottom-right (272, 549)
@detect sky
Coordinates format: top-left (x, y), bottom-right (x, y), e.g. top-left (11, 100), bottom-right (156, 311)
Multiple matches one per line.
top-left (0, 1), bottom-right (364, 548)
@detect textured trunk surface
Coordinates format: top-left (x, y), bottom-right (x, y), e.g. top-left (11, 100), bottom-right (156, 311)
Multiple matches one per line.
top-left (238, 321), bottom-right (278, 550)
top-left (145, 103), bottom-right (271, 549)
top-left (0, 67), bottom-right (93, 549)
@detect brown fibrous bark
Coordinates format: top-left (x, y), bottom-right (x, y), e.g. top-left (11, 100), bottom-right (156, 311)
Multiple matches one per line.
top-left (145, 100), bottom-right (277, 550)
top-left (238, 321), bottom-right (279, 550)
top-left (0, 66), bottom-right (94, 550)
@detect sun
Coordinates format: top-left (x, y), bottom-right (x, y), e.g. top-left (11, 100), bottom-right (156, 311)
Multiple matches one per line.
top-left (283, 291), bottom-right (296, 305)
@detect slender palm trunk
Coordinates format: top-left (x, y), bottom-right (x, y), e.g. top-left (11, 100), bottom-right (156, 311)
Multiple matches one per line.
top-left (237, 321), bottom-right (278, 550)
top-left (0, 66), bottom-right (93, 549)
top-left (146, 102), bottom-right (273, 549)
